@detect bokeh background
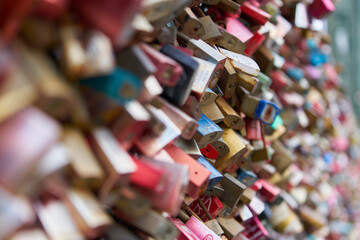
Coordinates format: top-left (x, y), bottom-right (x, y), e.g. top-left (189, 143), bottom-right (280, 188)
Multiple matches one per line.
top-left (328, 0), bottom-right (360, 118)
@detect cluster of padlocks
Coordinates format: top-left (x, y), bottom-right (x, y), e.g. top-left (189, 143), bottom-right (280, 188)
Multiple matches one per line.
top-left (1, 0), bottom-right (359, 239)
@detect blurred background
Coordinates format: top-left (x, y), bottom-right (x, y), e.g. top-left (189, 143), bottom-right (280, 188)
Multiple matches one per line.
top-left (328, 0), bottom-right (360, 118)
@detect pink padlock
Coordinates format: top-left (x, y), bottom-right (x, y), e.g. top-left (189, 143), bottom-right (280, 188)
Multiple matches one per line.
top-left (185, 216), bottom-right (222, 240)
top-left (170, 218), bottom-right (201, 240)
top-left (226, 17), bottom-right (253, 43)
top-left (257, 179), bottom-right (281, 203)
top-left (242, 216), bottom-right (269, 240)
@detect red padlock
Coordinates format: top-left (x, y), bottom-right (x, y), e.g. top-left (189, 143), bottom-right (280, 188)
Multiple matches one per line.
top-left (189, 195), bottom-right (224, 222)
top-left (244, 32), bottom-right (266, 57)
top-left (308, 0), bottom-right (335, 19)
top-left (130, 156), bottom-right (165, 192)
top-left (200, 144), bottom-right (219, 159)
top-left (165, 145), bottom-right (211, 199)
top-left (240, 2), bottom-right (271, 26)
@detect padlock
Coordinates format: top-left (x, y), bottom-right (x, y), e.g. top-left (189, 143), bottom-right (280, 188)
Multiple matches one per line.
top-left (165, 145), bottom-right (211, 199)
top-left (176, 7), bottom-right (206, 40)
top-left (216, 0), bottom-right (240, 14)
top-left (91, 127), bottom-right (136, 199)
top-left (214, 125), bottom-right (247, 171)
top-left (64, 187), bottom-right (112, 238)
top-left (244, 33), bottom-right (266, 57)
top-left (219, 173), bottom-right (246, 209)
top-left (308, 0), bottom-right (335, 19)
top-left (257, 179), bottom-right (280, 203)
top-left (110, 101), bottom-right (150, 150)
top-left (142, 0), bottom-right (175, 22)
top-left (225, 17), bottom-right (253, 43)
top-left (185, 216), bottom-right (222, 240)
top-left (252, 45), bottom-right (274, 75)
top-left (236, 168), bottom-right (258, 187)
top-left (180, 95), bottom-right (203, 121)
top-left (215, 97), bottom-right (245, 130)
top-left (174, 138), bottom-right (203, 160)
top-left (250, 140), bottom-right (269, 162)
top-left (294, 2), bottom-right (310, 29)
top-left (61, 27), bottom-right (115, 80)
top-left (248, 195), bottom-right (265, 216)
top-left (218, 60), bottom-right (237, 99)
top-left (194, 114), bottom-right (224, 148)
top-left (139, 43), bottom-right (183, 86)
top-left (237, 72), bottom-right (260, 93)
top-left (199, 16), bottom-right (223, 45)
top-left (131, 13), bottom-right (155, 41)
top-left (237, 203), bottom-right (253, 222)
top-left (135, 104), bottom-right (181, 157)
top-left (170, 218), bottom-right (201, 240)
top-left (115, 209), bottom-right (179, 240)
top-left (36, 200), bottom-right (84, 240)
top-left (0, 107), bottom-right (60, 192)
top-left (191, 57), bottom-right (217, 100)
top-left (130, 156), bottom-right (165, 192)
top-left (242, 216), bottom-right (269, 240)
top-left (117, 46), bottom-right (156, 82)
top-left (200, 87), bottom-right (219, 106)
top-left (59, 25), bottom-right (87, 80)
top-left (135, 157), bottom-right (189, 216)
top-left (189, 195), bottom-right (224, 222)
top-left (150, 0), bottom-right (194, 30)
top-left (240, 95), bottom-right (279, 125)
top-left (200, 145), bottom-right (219, 160)
top-left (268, 201), bottom-right (304, 234)
top-left (201, 101), bottom-right (225, 124)
top-left (271, 140), bottom-right (295, 173)
top-left (80, 67), bottom-right (142, 106)
top-left (63, 128), bottom-right (104, 189)
top-left (178, 32), bottom-right (226, 89)
top-left (160, 44), bottom-right (200, 106)
top-left (204, 183), bottom-right (225, 197)
top-left (217, 217), bottom-right (245, 239)
top-left (216, 25), bottom-right (246, 54)
top-left (110, 187), bottom-right (151, 218)
top-left (240, 2), bottom-right (271, 26)
top-left (210, 138), bottom-right (230, 158)
top-left (218, 47), bottom-right (260, 77)
top-left (152, 97), bottom-right (198, 140)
